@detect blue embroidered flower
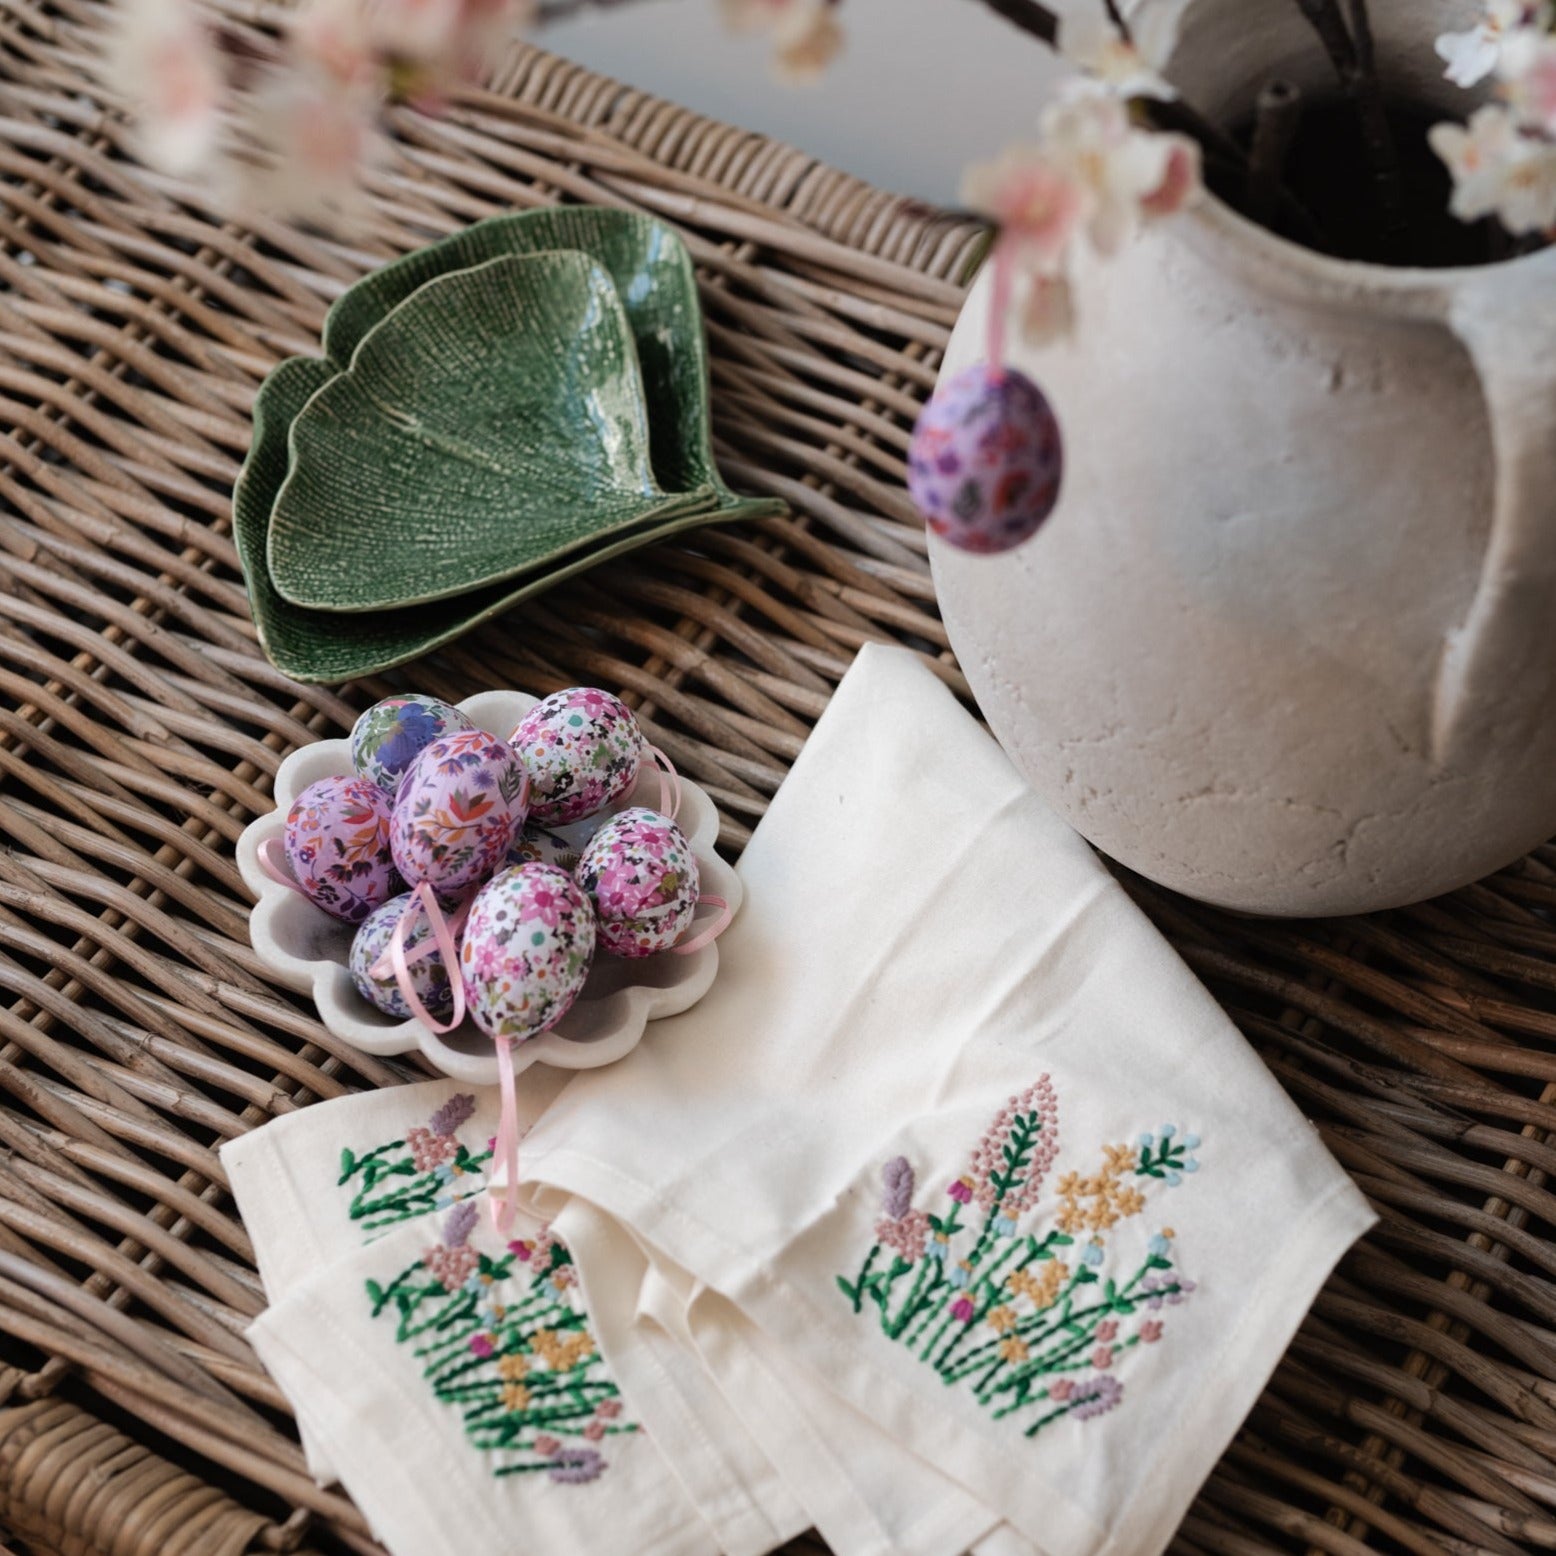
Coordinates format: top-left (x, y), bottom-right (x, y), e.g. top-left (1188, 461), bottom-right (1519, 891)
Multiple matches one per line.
top-left (950, 1260), bottom-right (973, 1289)
top-left (1082, 1241), bottom-right (1104, 1268)
top-left (992, 1214), bottom-right (1018, 1237)
top-left (1182, 1157), bottom-right (1199, 1174)
top-left (1182, 1133), bottom-right (1201, 1150)
top-left (1159, 1124), bottom-right (1176, 1141)
top-left (1164, 1170), bottom-right (1182, 1186)
top-left (1147, 1233), bottom-right (1171, 1257)
top-left (1137, 1131), bottom-right (1153, 1150)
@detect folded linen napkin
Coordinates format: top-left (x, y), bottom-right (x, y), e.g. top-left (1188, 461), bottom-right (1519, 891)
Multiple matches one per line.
top-left (520, 643), bottom-right (1376, 1556)
top-left (247, 1192), bottom-right (719, 1556)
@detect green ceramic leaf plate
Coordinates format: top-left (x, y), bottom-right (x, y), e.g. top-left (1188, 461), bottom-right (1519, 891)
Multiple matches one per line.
top-left (235, 355), bottom-right (768, 683)
top-left (269, 253), bottom-right (721, 612)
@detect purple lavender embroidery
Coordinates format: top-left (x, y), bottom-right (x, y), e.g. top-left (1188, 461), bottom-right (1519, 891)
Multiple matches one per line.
top-left (428, 1092), bottom-right (477, 1137)
top-left (881, 1156), bottom-right (915, 1220)
top-left (548, 1446), bottom-right (605, 1484)
top-left (443, 1201), bottom-right (478, 1248)
top-left (1070, 1376), bottom-right (1124, 1421)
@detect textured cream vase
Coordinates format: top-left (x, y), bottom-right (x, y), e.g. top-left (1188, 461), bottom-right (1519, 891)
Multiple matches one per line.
top-left (930, 0), bottom-right (1556, 916)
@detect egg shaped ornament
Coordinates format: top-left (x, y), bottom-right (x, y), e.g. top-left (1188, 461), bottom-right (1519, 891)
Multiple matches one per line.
top-left (350, 694), bottom-right (477, 797)
top-left (908, 364), bottom-right (1062, 554)
top-left (512, 687), bottom-right (645, 827)
top-left (461, 864), bottom-right (597, 1040)
top-left (391, 730), bottom-right (529, 894)
top-left (283, 775), bottom-right (399, 924)
top-left (349, 891), bottom-right (458, 1020)
top-left (577, 807), bottom-right (701, 958)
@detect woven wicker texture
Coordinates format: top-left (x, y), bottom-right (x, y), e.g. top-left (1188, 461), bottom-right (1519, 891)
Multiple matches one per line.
top-left (1, 3), bottom-right (1555, 1554)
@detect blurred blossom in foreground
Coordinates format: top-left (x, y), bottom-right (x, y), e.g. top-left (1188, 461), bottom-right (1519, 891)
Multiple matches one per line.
top-left (719, 0), bottom-right (844, 84)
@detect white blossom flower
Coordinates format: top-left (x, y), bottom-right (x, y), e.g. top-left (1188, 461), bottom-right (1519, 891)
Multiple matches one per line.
top-left (962, 144), bottom-right (1093, 270)
top-left (1430, 103), bottom-right (1556, 233)
top-left (1058, 0), bottom-right (1186, 101)
top-left (1436, 1), bottom-right (1552, 88)
top-left (1500, 25), bottom-right (1556, 136)
top-left (107, 0), bottom-right (226, 177)
top-left (720, 0), bottom-right (842, 82)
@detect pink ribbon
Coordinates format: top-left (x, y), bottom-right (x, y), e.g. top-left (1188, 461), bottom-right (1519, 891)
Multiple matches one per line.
top-left (368, 882), bottom-right (468, 1035)
top-left (643, 744), bottom-right (681, 821)
top-left (488, 1034), bottom-right (521, 1235)
top-left (257, 836), bottom-right (310, 898)
top-left (672, 893), bottom-right (733, 956)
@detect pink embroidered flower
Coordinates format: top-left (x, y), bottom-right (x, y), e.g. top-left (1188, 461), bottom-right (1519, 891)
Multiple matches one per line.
top-left (597, 1398), bottom-right (623, 1419)
top-left (951, 1297), bottom-right (976, 1324)
top-left (1095, 1319), bottom-right (1119, 1343)
top-left (1139, 1320), bottom-right (1164, 1344)
top-left (509, 1238), bottom-right (534, 1261)
top-left (533, 1433), bottom-right (560, 1454)
top-left (468, 1332), bottom-right (495, 1358)
top-left (875, 1209), bottom-right (930, 1263)
top-left (947, 1178), bottom-right (974, 1205)
top-left (1091, 1344), bottom-right (1115, 1370)
top-left (968, 1075), bottom-right (1059, 1217)
top-left (423, 1242), bottom-right (478, 1291)
top-left (407, 1125), bottom-right (458, 1173)
top-left (1048, 1378), bottom-right (1075, 1401)
top-left (583, 1418), bottom-right (606, 1441)
top-left (549, 1264), bottom-right (577, 1290)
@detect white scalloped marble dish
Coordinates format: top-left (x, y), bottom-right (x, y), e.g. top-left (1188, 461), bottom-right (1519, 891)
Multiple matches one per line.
top-left (237, 689), bottom-right (741, 1085)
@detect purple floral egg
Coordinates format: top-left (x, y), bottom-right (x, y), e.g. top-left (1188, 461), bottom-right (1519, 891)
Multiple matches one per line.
top-left (461, 864), bottom-right (597, 1041)
top-left (512, 687), bottom-right (645, 827)
top-left (349, 892), bottom-right (457, 1020)
top-left (576, 807), bottom-right (700, 959)
top-left (507, 824), bottom-right (584, 875)
top-left (350, 694), bottom-right (476, 796)
top-left (283, 775), bottom-right (399, 924)
top-left (908, 365), bottom-right (1063, 554)
top-left (391, 730), bottom-right (529, 894)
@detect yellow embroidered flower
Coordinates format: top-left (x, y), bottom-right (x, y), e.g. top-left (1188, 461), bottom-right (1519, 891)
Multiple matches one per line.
top-left (986, 1306), bottom-right (1018, 1334)
top-left (1113, 1185), bottom-right (1146, 1218)
top-left (998, 1336), bottom-right (1029, 1364)
top-left (497, 1353), bottom-right (529, 1382)
top-left (1055, 1199), bottom-right (1086, 1234)
top-left (500, 1381), bottom-right (531, 1412)
top-left (1103, 1142), bottom-right (1136, 1175)
top-left (1084, 1199), bottom-right (1119, 1233)
top-left (1056, 1172), bottom-right (1084, 1198)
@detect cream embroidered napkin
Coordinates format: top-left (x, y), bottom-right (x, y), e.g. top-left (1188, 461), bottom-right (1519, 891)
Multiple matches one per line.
top-left (520, 643), bottom-right (1376, 1556)
top-left (247, 1194), bottom-right (719, 1556)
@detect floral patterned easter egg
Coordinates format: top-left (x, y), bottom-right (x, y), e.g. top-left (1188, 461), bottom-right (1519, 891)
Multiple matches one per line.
top-left (507, 824), bottom-right (584, 875)
top-left (576, 807), bottom-right (700, 958)
top-left (391, 730), bottom-right (529, 894)
top-left (349, 892), bottom-right (457, 1020)
top-left (908, 365), bottom-right (1062, 554)
top-left (461, 864), bottom-right (597, 1041)
top-left (512, 687), bottom-right (645, 827)
top-left (283, 775), bottom-right (399, 924)
top-left (350, 694), bottom-right (476, 796)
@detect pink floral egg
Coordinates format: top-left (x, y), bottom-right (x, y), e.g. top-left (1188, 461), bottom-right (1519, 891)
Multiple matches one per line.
top-left (349, 892), bottom-right (457, 1020)
top-left (391, 730), bottom-right (529, 894)
top-left (350, 694), bottom-right (475, 796)
top-left (283, 775), bottom-right (399, 924)
top-left (576, 807), bottom-right (700, 958)
top-left (511, 687), bottom-right (645, 827)
top-left (908, 365), bottom-right (1063, 554)
top-left (460, 864), bottom-right (596, 1041)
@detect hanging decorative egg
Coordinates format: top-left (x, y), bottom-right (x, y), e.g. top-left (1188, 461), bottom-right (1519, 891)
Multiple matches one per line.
top-left (349, 892), bottom-right (457, 1020)
top-left (283, 775), bottom-right (399, 923)
top-left (576, 807), bottom-right (700, 959)
top-left (907, 364), bottom-right (1063, 554)
top-left (460, 864), bottom-right (597, 1040)
top-left (391, 730), bottom-right (529, 894)
top-left (512, 687), bottom-right (645, 827)
top-left (350, 694), bottom-right (476, 797)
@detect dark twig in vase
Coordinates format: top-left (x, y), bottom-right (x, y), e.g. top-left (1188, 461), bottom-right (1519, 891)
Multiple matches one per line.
top-left (1291, 0), bottom-right (1406, 254)
top-left (1102, 0), bottom-right (1133, 40)
top-left (970, 0), bottom-right (1058, 47)
top-left (1248, 78), bottom-right (1303, 230)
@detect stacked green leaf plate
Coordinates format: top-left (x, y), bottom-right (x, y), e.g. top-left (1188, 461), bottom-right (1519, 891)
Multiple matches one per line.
top-left (234, 208), bottom-right (785, 683)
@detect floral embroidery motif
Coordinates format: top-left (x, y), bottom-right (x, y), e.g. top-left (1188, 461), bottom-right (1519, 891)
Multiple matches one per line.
top-left (366, 1204), bottom-right (639, 1481)
top-left (837, 1078), bottom-right (1201, 1438)
top-left (337, 1092), bottom-right (491, 1232)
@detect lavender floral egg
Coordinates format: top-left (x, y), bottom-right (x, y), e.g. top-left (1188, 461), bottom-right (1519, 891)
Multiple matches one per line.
top-left (512, 687), bottom-right (644, 827)
top-left (576, 807), bottom-right (700, 959)
top-left (391, 730), bottom-right (529, 894)
top-left (348, 892), bottom-right (456, 1020)
top-left (283, 775), bottom-right (398, 924)
top-left (908, 364), bottom-right (1062, 554)
top-left (350, 694), bottom-right (476, 796)
top-left (461, 864), bottom-right (597, 1040)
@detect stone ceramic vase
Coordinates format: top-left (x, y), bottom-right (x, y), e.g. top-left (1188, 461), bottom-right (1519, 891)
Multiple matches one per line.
top-left (930, 0), bottom-right (1556, 917)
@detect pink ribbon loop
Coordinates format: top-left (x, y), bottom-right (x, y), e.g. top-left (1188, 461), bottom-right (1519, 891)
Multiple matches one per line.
top-left (369, 882), bottom-right (468, 1035)
top-left (257, 836), bottom-right (311, 899)
top-left (488, 1034), bottom-right (522, 1235)
top-left (672, 893), bottom-right (733, 956)
top-left (643, 744), bottom-right (681, 822)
